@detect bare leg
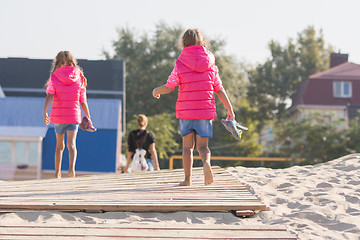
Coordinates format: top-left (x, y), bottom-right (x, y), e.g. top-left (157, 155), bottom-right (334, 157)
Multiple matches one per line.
top-left (66, 130), bottom-right (78, 177)
top-left (180, 133), bottom-right (195, 186)
top-left (196, 135), bottom-right (213, 185)
top-left (55, 133), bottom-right (65, 178)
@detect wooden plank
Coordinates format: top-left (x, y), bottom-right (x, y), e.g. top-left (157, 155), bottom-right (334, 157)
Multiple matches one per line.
top-left (0, 224), bottom-right (298, 239)
top-left (0, 167), bottom-right (267, 213)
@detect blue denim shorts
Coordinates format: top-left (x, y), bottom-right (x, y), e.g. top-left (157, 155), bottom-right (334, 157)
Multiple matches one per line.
top-left (146, 158), bottom-right (155, 171)
top-left (54, 124), bottom-right (79, 134)
top-left (179, 119), bottom-right (213, 138)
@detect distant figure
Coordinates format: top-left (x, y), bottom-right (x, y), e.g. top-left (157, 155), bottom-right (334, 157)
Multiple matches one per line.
top-left (125, 114), bottom-right (160, 173)
top-left (152, 29), bottom-right (235, 186)
top-left (42, 51), bottom-right (93, 178)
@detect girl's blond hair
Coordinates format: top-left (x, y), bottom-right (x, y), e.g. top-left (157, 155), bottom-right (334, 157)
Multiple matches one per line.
top-left (181, 29), bottom-right (207, 48)
top-left (137, 114), bottom-right (148, 128)
top-left (47, 51), bottom-right (87, 87)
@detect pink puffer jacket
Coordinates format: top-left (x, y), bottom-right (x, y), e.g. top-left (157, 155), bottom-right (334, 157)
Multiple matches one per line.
top-left (46, 66), bottom-right (86, 124)
top-left (165, 46), bottom-right (223, 120)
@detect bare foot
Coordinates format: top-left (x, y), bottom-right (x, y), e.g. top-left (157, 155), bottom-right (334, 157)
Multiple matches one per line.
top-left (179, 176), bottom-right (191, 186)
top-left (179, 180), bottom-right (191, 186)
top-left (68, 170), bottom-right (76, 178)
top-left (55, 172), bottom-right (61, 178)
top-left (203, 161), bottom-right (214, 185)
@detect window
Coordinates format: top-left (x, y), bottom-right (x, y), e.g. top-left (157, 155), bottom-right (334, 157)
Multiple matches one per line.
top-left (333, 81), bottom-right (352, 98)
top-left (0, 141), bottom-right (12, 163)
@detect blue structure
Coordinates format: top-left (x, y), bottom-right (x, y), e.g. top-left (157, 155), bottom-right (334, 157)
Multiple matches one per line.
top-left (0, 97), bottom-right (122, 179)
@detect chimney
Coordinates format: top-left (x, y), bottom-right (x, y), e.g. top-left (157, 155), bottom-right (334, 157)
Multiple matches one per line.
top-left (330, 53), bottom-right (348, 68)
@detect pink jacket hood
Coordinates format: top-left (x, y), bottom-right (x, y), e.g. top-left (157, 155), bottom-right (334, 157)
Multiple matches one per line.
top-left (178, 46), bottom-right (215, 72)
top-left (53, 66), bottom-right (82, 85)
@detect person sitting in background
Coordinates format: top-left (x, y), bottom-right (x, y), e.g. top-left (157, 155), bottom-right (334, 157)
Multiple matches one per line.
top-left (124, 114), bottom-right (160, 173)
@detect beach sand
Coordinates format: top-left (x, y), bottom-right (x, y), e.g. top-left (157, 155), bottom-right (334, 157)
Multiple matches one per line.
top-left (1, 154), bottom-right (359, 240)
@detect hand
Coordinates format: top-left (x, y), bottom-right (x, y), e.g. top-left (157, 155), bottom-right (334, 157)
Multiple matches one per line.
top-left (87, 117), bottom-right (93, 128)
top-left (152, 89), bottom-right (160, 99)
top-left (43, 112), bottom-right (50, 125)
top-left (227, 110), bottom-right (235, 121)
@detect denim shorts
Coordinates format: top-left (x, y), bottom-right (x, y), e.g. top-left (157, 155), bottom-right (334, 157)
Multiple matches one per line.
top-left (179, 119), bottom-right (213, 138)
top-left (146, 158), bottom-right (155, 171)
top-left (54, 124), bottom-right (79, 134)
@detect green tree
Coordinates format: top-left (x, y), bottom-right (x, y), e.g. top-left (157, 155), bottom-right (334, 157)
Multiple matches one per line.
top-left (107, 22), bottom-right (183, 119)
top-left (273, 114), bottom-right (348, 164)
top-left (247, 26), bottom-right (333, 124)
top-left (344, 117), bottom-right (360, 154)
top-left (107, 22), bottom-right (262, 165)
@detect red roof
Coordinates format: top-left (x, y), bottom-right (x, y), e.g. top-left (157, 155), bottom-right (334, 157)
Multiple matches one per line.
top-left (291, 62), bottom-right (360, 107)
top-left (309, 62), bottom-right (360, 80)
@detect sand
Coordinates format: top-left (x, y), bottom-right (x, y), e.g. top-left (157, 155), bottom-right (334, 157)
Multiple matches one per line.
top-left (1, 154), bottom-right (360, 240)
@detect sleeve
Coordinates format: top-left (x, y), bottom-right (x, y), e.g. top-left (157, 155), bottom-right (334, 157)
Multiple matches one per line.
top-left (213, 65), bottom-right (223, 92)
top-left (46, 76), bottom-right (55, 95)
top-left (79, 75), bottom-right (87, 103)
top-left (165, 65), bottom-right (180, 90)
top-left (127, 132), bottom-right (136, 152)
top-left (147, 132), bottom-right (155, 145)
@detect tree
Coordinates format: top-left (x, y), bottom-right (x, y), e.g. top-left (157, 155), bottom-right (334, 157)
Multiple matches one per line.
top-left (106, 22), bottom-right (262, 164)
top-left (106, 22), bottom-right (183, 119)
top-left (273, 113), bottom-right (348, 164)
top-left (247, 26), bottom-right (333, 124)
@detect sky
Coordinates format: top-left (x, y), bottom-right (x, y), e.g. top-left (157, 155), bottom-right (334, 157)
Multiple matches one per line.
top-left (0, 0), bottom-right (359, 65)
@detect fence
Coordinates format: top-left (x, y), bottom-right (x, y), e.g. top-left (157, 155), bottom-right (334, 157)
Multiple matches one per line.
top-left (168, 155), bottom-right (304, 170)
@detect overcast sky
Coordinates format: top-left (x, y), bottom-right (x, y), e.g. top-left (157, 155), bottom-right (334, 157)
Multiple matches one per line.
top-left (1, 0), bottom-right (359, 65)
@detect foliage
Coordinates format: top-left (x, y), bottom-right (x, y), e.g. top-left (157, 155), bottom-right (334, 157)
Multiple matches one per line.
top-left (125, 113), bottom-right (179, 168)
top-left (344, 117), bottom-right (360, 154)
top-left (273, 113), bottom-right (349, 164)
top-left (107, 22), bottom-right (262, 163)
top-left (106, 22), bottom-right (183, 119)
top-left (247, 26), bottom-right (334, 125)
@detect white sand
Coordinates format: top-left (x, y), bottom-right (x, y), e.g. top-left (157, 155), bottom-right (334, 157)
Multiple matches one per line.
top-left (1, 154), bottom-right (360, 240)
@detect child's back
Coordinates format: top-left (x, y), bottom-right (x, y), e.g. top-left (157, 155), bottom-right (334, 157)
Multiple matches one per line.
top-left (49, 66), bottom-right (85, 124)
top-left (174, 45), bottom-right (222, 120)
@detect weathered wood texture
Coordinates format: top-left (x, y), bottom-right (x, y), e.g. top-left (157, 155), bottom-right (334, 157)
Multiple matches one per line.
top-left (0, 167), bottom-right (266, 213)
top-left (0, 224), bottom-right (298, 239)
top-left (0, 167), bottom-right (298, 239)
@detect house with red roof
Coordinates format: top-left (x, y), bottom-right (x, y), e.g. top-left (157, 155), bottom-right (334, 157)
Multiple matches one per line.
top-left (290, 53), bottom-right (360, 128)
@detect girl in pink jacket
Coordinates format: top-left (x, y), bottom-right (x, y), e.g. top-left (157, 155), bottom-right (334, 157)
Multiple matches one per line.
top-left (153, 29), bottom-right (235, 186)
top-left (43, 51), bottom-right (93, 178)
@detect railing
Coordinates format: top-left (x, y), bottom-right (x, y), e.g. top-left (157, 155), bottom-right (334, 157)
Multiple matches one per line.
top-left (168, 155), bottom-right (303, 170)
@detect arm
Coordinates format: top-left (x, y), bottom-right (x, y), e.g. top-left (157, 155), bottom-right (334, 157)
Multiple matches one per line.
top-left (149, 143), bottom-right (160, 170)
top-left (124, 151), bottom-right (134, 173)
top-left (216, 88), bottom-right (235, 120)
top-left (152, 85), bottom-right (173, 99)
top-left (80, 102), bottom-right (93, 127)
top-left (43, 94), bottom-right (53, 125)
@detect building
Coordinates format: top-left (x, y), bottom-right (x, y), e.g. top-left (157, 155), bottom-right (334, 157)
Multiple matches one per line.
top-left (0, 97), bottom-right (122, 180)
top-left (290, 53), bottom-right (360, 128)
top-left (0, 57), bottom-right (125, 180)
top-left (0, 57), bottom-right (126, 132)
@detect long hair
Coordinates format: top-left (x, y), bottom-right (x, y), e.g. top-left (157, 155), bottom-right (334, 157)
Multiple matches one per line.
top-left (47, 51), bottom-right (87, 87)
top-left (181, 29), bottom-right (207, 48)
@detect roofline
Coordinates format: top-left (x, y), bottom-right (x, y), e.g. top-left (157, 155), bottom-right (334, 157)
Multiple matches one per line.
top-left (2, 88), bottom-right (124, 96)
top-left (291, 104), bottom-right (347, 110)
top-left (309, 62), bottom-right (360, 79)
top-left (0, 136), bottom-right (44, 141)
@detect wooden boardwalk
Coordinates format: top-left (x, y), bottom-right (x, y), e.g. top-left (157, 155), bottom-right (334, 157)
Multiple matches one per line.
top-left (0, 166), bottom-right (266, 213)
top-left (0, 223), bottom-right (297, 239)
top-left (0, 167), bottom-right (298, 239)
